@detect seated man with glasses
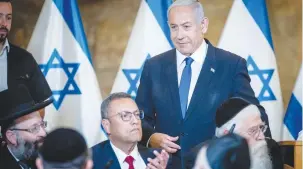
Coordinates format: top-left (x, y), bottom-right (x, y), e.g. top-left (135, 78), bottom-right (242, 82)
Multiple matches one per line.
top-left (0, 84), bottom-right (53, 169)
top-left (91, 92), bottom-right (170, 169)
top-left (185, 97), bottom-right (278, 169)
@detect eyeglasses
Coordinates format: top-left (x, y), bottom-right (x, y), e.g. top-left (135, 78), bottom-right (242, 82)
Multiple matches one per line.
top-left (247, 123), bottom-right (268, 137)
top-left (9, 121), bottom-right (47, 134)
top-left (106, 110), bottom-right (144, 122)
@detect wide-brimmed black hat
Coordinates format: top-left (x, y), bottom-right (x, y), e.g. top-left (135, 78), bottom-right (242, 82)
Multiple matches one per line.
top-left (215, 97), bottom-right (253, 127)
top-left (0, 83), bottom-right (53, 133)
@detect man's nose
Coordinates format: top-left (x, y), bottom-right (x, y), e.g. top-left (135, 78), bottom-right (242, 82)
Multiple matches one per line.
top-left (130, 113), bottom-right (139, 124)
top-left (256, 130), bottom-right (265, 140)
top-left (0, 16), bottom-right (7, 27)
top-left (176, 29), bottom-right (185, 40)
top-left (37, 126), bottom-right (47, 137)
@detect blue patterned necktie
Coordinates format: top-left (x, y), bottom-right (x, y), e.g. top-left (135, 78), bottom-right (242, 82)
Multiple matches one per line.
top-left (179, 57), bottom-right (194, 118)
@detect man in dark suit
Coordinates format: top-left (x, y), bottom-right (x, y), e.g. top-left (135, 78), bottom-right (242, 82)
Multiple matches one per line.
top-left (135, 0), bottom-right (270, 168)
top-left (0, 0), bottom-right (52, 105)
top-left (0, 83), bottom-right (53, 169)
top-left (91, 92), bottom-right (169, 169)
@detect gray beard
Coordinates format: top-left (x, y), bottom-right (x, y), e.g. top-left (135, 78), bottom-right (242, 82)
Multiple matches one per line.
top-left (9, 135), bottom-right (38, 162)
top-left (250, 140), bottom-right (273, 169)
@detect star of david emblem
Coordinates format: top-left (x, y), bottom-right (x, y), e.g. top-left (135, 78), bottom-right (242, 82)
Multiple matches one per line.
top-left (246, 56), bottom-right (276, 101)
top-left (122, 54), bottom-right (151, 99)
top-left (40, 49), bottom-right (81, 110)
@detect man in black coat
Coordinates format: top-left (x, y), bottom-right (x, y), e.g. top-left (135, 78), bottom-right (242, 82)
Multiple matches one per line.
top-left (0, 0), bottom-right (52, 102)
top-left (36, 128), bottom-right (93, 169)
top-left (185, 97), bottom-right (282, 169)
top-left (0, 80), bottom-right (53, 169)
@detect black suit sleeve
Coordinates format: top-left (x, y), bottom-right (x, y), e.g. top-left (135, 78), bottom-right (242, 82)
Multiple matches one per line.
top-left (27, 53), bottom-right (53, 102)
top-left (231, 58), bottom-right (271, 138)
top-left (136, 60), bottom-right (156, 146)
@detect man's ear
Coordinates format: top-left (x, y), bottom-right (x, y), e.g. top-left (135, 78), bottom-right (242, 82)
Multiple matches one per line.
top-left (101, 119), bottom-right (110, 135)
top-left (36, 158), bottom-right (44, 169)
top-left (201, 17), bottom-right (209, 34)
top-left (5, 130), bottom-right (17, 145)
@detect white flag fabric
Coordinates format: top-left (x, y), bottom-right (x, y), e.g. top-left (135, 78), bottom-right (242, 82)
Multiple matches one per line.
top-left (218, 0), bottom-right (284, 140)
top-left (111, 0), bottom-right (173, 98)
top-left (283, 66), bottom-right (302, 140)
top-left (27, 0), bottom-right (106, 147)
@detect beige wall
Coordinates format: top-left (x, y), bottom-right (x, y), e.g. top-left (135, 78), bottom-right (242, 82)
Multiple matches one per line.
top-left (9, 0), bottom-right (302, 108)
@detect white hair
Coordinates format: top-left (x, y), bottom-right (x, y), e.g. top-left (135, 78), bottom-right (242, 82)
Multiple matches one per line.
top-left (193, 146), bottom-right (212, 169)
top-left (215, 105), bottom-right (261, 137)
top-left (167, 0), bottom-right (205, 23)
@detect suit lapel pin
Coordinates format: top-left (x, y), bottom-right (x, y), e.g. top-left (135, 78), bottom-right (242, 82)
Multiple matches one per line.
top-left (210, 68), bottom-right (215, 73)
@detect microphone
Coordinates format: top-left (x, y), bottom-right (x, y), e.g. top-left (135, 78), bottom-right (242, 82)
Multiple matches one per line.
top-left (105, 159), bottom-right (113, 169)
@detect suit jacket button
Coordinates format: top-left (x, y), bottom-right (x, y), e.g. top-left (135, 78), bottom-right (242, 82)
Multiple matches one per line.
top-left (180, 132), bottom-right (184, 136)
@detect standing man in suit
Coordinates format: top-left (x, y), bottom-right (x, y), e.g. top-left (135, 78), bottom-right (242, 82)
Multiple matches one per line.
top-left (135, 0), bottom-right (270, 168)
top-left (0, 0), bottom-right (52, 107)
top-left (91, 92), bottom-right (169, 169)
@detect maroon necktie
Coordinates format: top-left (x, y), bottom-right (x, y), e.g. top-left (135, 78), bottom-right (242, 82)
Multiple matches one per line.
top-left (124, 155), bottom-right (135, 169)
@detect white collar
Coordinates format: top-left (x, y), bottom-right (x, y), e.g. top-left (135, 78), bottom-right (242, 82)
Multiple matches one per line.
top-left (110, 141), bottom-right (140, 165)
top-left (1, 39), bottom-right (10, 54)
top-left (176, 39), bottom-right (208, 66)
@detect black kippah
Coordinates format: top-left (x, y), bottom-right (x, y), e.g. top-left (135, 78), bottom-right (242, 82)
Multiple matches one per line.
top-left (215, 97), bottom-right (251, 127)
top-left (39, 128), bottom-right (87, 163)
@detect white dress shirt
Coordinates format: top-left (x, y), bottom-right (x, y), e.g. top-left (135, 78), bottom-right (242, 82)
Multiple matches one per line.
top-left (110, 142), bottom-right (147, 169)
top-left (0, 39), bottom-right (10, 92)
top-left (176, 39), bottom-right (208, 107)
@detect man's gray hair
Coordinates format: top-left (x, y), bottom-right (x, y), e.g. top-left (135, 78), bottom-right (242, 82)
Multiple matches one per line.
top-left (167, 0), bottom-right (204, 23)
top-left (101, 92), bottom-right (132, 119)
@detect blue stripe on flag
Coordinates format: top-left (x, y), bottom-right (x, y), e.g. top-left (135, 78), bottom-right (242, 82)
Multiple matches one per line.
top-left (146, 0), bottom-right (174, 48)
top-left (53, 0), bottom-right (93, 65)
top-left (242, 0), bottom-right (274, 50)
top-left (284, 94), bottom-right (302, 139)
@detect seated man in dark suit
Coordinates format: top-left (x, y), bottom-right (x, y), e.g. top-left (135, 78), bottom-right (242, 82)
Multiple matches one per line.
top-left (186, 97), bottom-right (282, 169)
top-left (36, 128), bottom-right (93, 169)
top-left (193, 133), bottom-right (250, 169)
top-left (91, 92), bottom-right (169, 169)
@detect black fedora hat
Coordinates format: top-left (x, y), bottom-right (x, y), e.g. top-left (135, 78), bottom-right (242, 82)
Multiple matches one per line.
top-left (0, 83), bottom-right (53, 133)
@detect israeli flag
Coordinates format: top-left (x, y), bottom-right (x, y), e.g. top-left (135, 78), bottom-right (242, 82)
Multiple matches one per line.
top-left (218, 0), bottom-right (284, 140)
top-left (111, 0), bottom-right (173, 98)
top-left (283, 66), bottom-right (302, 140)
top-left (27, 0), bottom-right (107, 147)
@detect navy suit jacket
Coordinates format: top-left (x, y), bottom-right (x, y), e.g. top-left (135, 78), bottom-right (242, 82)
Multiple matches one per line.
top-left (91, 140), bottom-right (164, 169)
top-left (135, 39), bottom-right (270, 169)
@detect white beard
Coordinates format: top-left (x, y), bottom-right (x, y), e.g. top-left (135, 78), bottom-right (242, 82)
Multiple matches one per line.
top-left (250, 140), bottom-right (273, 169)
